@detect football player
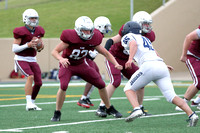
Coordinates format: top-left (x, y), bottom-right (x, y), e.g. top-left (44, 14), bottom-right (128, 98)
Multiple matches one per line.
top-left (12, 9), bottom-right (45, 111)
top-left (51, 16), bottom-right (123, 121)
top-left (175, 25), bottom-right (200, 111)
top-left (96, 11), bottom-right (154, 117)
top-left (77, 16), bottom-right (113, 109)
top-left (122, 21), bottom-right (198, 127)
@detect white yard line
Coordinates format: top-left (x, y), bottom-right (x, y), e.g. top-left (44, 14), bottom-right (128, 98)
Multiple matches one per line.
top-left (78, 98), bottom-right (160, 113)
top-left (1, 111), bottom-right (199, 132)
top-left (0, 97), bottom-right (159, 108)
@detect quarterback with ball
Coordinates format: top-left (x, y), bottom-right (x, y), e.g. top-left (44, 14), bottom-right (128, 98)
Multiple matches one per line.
top-left (12, 9), bottom-right (45, 111)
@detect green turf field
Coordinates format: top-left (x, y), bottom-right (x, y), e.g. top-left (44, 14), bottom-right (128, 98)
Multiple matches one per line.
top-left (0, 80), bottom-right (200, 133)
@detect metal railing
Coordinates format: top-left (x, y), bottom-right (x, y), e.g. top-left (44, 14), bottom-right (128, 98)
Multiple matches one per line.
top-left (130, 0), bottom-right (167, 21)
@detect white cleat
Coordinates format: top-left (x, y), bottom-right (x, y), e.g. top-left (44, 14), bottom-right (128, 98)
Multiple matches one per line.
top-left (125, 109), bottom-right (143, 122)
top-left (197, 104), bottom-right (200, 110)
top-left (188, 113), bottom-right (199, 127)
top-left (26, 103), bottom-right (42, 111)
top-left (32, 103), bottom-right (42, 111)
top-left (26, 103), bottom-right (36, 111)
top-left (175, 106), bottom-right (183, 111)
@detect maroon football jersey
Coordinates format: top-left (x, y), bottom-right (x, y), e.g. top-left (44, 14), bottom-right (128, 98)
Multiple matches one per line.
top-left (109, 24), bottom-right (156, 60)
top-left (188, 25), bottom-right (200, 57)
top-left (13, 26), bottom-right (45, 57)
top-left (61, 29), bottom-right (103, 65)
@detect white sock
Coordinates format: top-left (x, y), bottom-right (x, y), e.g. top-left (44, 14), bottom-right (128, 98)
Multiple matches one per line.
top-left (139, 105), bottom-right (143, 108)
top-left (81, 95), bottom-right (87, 100)
top-left (87, 86), bottom-right (95, 98)
top-left (100, 103), bottom-right (105, 107)
top-left (134, 107), bottom-right (141, 110)
top-left (194, 96), bottom-right (200, 103)
top-left (183, 98), bottom-right (189, 103)
top-left (32, 99), bottom-right (35, 104)
top-left (26, 95), bottom-right (32, 104)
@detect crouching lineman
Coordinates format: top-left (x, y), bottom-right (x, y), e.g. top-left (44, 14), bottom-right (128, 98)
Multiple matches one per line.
top-left (51, 16), bottom-right (123, 121)
top-left (77, 16), bottom-right (113, 109)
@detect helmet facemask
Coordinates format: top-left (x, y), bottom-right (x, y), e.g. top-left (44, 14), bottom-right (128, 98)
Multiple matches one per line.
top-left (24, 16), bottom-right (39, 27)
top-left (141, 21), bottom-right (152, 33)
top-left (132, 11), bottom-right (153, 33)
top-left (104, 24), bottom-right (112, 34)
top-left (79, 28), bottom-right (94, 40)
top-left (97, 24), bottom-right (112, 35)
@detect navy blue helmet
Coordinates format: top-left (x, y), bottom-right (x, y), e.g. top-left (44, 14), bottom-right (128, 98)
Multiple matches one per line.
top-left (121, 21), bottom-right (142, 36)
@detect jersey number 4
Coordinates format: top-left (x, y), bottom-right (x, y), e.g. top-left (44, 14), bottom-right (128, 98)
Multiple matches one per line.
top-left (142, 37), bottom-right (154, 50)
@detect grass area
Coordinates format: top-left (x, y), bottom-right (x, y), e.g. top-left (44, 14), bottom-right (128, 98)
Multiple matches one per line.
top-left (0, 0), bottom-right (167, 38)
top-left (0, 81), bottom-right (200, 133)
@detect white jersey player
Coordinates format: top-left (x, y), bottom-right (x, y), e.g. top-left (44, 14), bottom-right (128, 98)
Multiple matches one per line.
top-left (121, 21), bottom-right (198, 127)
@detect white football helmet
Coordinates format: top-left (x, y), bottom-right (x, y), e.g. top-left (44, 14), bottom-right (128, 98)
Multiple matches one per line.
top-left (23, 9), bottom-right (39, 27)
top-left (94, 16), bottom-right (112, 34)
top-left (75, 16), bottom-right (94, 40)
top-left (132, 11), bottom-right (152, 33)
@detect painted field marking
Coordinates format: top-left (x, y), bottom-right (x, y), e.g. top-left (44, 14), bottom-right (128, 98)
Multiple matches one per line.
top-left (0, 97), bottom-right (159, 108)
top-left (0, 111), bottom-right (199, 132)
top-left (0, 94), bottom-right (82, 101)
top-left (78, 98), bottom-right (160, 113)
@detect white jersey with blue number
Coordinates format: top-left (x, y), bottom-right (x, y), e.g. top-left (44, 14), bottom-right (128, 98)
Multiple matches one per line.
top-left (122, 33), bottom-right (177, 103)
top-left (121, 33), bottom-right (163, 66)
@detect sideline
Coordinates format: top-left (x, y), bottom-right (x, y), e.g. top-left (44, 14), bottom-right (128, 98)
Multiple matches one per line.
top-left (0, 111), bottom-right (199, 132)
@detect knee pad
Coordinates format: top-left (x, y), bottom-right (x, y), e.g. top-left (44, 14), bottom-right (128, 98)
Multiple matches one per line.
top-left (123, 83), bottom-right (132, 92)
top-left (164, 90), bottom-right (176, 103)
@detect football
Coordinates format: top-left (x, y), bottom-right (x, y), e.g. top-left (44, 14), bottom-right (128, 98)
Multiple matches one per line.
top-left (32, 37), bottom-right (44, 52)
top-left (36, 41), bottom-right (44, 51)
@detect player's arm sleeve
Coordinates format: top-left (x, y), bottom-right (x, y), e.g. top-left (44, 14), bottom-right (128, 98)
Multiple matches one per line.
top-left (12, 43), bottom-right (29, 53)
top-left (104, 38), bottom-right (114, 51)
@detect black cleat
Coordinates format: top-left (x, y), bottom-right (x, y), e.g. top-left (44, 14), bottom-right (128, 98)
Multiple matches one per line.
top-left (141, 106), bottom-right (152, 116)
top-left (86, 98), bottom-right (94, 106)
top-left (77, 99), bottom-right (90, 108)
top-left (106, 105), bottom-right (122, 118)
top-left (96, 106), bottom-right (107, 117)
top-left (51, 110), bottom-right (61, 122)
